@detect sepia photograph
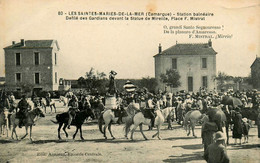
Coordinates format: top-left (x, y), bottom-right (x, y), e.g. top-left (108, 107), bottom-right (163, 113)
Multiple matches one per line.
top-left (0, 0), bottom-right (259, 162)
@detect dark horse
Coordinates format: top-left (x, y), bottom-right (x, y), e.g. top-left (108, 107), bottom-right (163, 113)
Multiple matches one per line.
top-left (205, 107), bottom-right (231, 144)
top-left (223, 107), bottom-right (260, 145)
top-left (51, 109), bottom-right (95, 140)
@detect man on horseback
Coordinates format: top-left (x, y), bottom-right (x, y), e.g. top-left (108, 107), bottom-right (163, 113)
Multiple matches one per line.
top-left (0, 91), bottom-right (10, 111)
top-left (8, 92), bottom-right (16, 112)
top-left (184, 94), bottom-right (193, 113)
top-left (116, 95), bottom-right (124, 124)
top-left (17, 95), bottom-right (30, 128)
top-left (147, 95), bottom-right (157, 128)
top-left (67, 95), bottom-right (79, 129)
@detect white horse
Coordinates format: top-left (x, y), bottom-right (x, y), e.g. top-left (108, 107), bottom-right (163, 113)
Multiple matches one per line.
top-left (183, 110), bottom-right (205, 138)
top-left (98, 109), bottom-right (117, 139)
top-left (161, 107), bottom-right (175, 129)
top-left (59, 96), bottom-right (68, 106)
top-left (40, 98), bottom-right (56, 113)
top-left (10, 107), bottom-right (45, 141)
top-left (0, 108), bottom-right (10, 137)
top-left (124, 108), bottom-right (165, 140)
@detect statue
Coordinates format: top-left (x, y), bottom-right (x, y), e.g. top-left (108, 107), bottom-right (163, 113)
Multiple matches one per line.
top-left (108, 70), bottom-right (117, 96)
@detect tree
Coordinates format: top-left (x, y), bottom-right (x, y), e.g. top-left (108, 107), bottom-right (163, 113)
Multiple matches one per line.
top-left (215, 72), bottom-right (230, 89)
top-left (76, 67), bottom-right (109, 94)
top-left (77, 76), bottom-right (86, 88)
top-left (160, 69), bottom-right (181, 90)
top-left (137, 76), bottom-right (158, 92)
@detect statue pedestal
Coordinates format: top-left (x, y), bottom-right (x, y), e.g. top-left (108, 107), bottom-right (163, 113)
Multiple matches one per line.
top-left (105, 96), bottom-right (117, 109)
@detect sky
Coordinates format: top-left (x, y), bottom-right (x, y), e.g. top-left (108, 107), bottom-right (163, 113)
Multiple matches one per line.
top-left (0, 0), bottom-right (259, 79)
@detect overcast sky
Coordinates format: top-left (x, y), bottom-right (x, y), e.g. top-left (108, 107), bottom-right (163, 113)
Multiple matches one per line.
top-left (0, 0), bottom-right (259, 79)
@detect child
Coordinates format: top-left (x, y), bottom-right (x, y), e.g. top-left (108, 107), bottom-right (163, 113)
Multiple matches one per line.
top-left (242, 118), bottom-right (251, 143)
top-left (204, 131), bottom-right (230, 163)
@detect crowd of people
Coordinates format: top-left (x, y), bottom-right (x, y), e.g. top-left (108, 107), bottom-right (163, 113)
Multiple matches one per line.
top-left (1, 87), bottom-right (260, 162)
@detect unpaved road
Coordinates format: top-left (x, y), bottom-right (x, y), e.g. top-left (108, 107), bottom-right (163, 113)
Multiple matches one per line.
top-left (0, 103), bottom-right (259, 163)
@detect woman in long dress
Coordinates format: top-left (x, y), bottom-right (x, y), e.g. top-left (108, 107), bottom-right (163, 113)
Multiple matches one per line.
top-left (232, 107), bottom-right (243, 145)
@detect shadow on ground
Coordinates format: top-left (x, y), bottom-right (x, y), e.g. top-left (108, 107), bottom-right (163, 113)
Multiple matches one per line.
top-left (172, 143), bottom-right (203, 150)
top-left (164, 136), bottom-right (200, 140)
top-left (31, 139), bottom-right (69, 144)
top-left (0, 139), bottom-right (19, 144)
top-left (28, 138), bottom-right (149, 144)
top-left (228, 144), bottom-right (260, 150)
top-left (163, 151), bottom-right (204, 162)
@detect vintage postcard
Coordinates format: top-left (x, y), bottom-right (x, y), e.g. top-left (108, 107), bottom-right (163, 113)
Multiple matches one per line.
top-left (0, 0), bottom-right (259, 162)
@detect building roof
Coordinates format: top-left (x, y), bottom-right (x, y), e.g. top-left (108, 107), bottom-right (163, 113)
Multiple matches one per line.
top-left (250, 57), bottom-right (260, 68)
top-left (154, 42), bottom-right (217, 57)
top-left (4, 40), bottom-right (60, 50)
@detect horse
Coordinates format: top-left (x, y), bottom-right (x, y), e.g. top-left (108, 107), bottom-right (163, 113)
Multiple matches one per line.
top-left (124, 108), bottom-right (165, 140)
top-left (0, 108), bottom-right (10, 137)
top-left (41, 98), bottom-right (56, 113)
top-left (51, 108), bottom-right (95, 140)
top-left (161, 107), bottom-right (175, 129)
top-left (59, 96), bottom-right (68, 106)
top-left (206, 106), bottom-right (229, 144)
top-left (10, 107), bottom-right (45, 141)
top-left (98, 109), bottom-right (118, 139)
top-left (183, 110), bottom-right (205, 138)
top-left (240, 108), bottom-right (259, 122)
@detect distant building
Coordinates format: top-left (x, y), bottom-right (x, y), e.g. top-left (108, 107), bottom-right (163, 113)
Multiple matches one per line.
top-left (59, 78), bottom-right (71, 91)
top-left (154, 40), bottom-right (217, 92)
top-left (4, 39), bottom-right (60, 93)
top-left (250, 57), bottom-right (260, 89)
top-left (0, 77), bottom-right (5, 88)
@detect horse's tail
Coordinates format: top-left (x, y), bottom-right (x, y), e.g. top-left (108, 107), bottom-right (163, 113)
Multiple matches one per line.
top-left (51, 114), bottom-right (61, 124)
top-left (98, 113), bottom-right (104, 134)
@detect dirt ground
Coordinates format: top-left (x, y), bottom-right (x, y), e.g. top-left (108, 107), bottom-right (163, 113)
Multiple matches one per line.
top-left (0, 102), bottom-right (259, 163)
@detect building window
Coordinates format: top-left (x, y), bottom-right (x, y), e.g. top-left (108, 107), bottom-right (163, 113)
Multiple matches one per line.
top-left (16, 53), bottom-right (21, 66)
top-left (202, 58), bottom-right (207, 68)
top-left (55, 72), bottom-right (58, 84)
top-left (202, 76), bottom-right (208, 88)
top-left (59, 78), bottom-right (63, 85)
top-left (34, 52), bottom-right (40, 65)
top-left (35, 73), bottom-right (40, 84)
top-left (16, 73), bottom-right (21, 82)
top-left (55, 53), bottom-right (57, 65)
top-left (172, 58), bottom-right (177, 69)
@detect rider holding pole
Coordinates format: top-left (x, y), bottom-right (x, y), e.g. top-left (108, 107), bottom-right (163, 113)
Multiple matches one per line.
top-left (67, 95), bottom-right (79, 129)
top-left (17, 95), bottom-right (30, 128)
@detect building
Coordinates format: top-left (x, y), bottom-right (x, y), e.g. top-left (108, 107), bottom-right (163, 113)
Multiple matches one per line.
top-left (58, 78), bottom-right (72, 91)
top-left (250, 57), bottom-right (260, 89)
top-left (4, 39), bottom-right (60, 93)
top-left (154, 40), bottom-right (217, 93)
top-left (0, 77), bottom-right (5, 88)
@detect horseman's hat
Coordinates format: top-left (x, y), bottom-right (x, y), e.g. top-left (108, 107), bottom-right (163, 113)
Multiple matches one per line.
top-left (242, 118), bottom-right (248, 123)
top-left (214, 131), bottom-right (225, 141)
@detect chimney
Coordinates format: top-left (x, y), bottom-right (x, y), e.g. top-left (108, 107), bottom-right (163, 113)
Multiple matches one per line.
top-left (12, 41), bottom-right (15, 45)
top-left (208, 39), bottom-right (212, 47)
top-left (158, 43), bottom-right (162, 53)
top-left (21, 39), bottom-right (25, 46)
